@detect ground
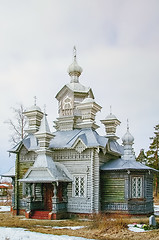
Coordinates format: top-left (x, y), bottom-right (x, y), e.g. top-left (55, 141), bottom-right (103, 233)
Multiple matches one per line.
top-left (0, 207), bottom-right (159, 240)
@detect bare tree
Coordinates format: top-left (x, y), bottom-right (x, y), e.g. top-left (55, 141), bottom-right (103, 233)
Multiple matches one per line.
top-left (5, 103), bottom-right (28, 145)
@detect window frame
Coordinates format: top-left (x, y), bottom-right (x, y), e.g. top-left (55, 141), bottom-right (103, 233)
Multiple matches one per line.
top-left (131, 175), bottom-right (144, 199)
top-left (72, 174), bottom-right (87, 198)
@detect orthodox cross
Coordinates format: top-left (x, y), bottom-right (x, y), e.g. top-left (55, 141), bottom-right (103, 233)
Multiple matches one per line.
top-left (34, 96), bottom-right (37, 106)
top-left (73, 46), bottom-right (76, 60)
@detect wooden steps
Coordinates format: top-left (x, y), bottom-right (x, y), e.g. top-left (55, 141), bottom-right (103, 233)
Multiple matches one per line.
top-left (31, 210), bottom-right (50, 219)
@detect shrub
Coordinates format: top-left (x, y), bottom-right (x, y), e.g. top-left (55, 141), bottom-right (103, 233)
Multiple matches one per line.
top-left (89, 213), bottom-right (128, 233)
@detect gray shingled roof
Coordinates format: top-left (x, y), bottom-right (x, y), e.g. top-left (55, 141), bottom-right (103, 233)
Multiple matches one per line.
top-left (20, 154), bottom-right (72, 183)
top-left (1, 166), bottom-right (15, 178)
top-left (9, 128), bottom-right (123, 155)
top-left (100, 158), bottom-right (156, 172)
top-left (50, 128), bottom-right (108, 149)
top-left (9, 134), bottom-right (39, 153)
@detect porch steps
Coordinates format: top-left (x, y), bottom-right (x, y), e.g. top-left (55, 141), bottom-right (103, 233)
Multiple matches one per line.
top-left (31, 211), bottom-right (50, 220)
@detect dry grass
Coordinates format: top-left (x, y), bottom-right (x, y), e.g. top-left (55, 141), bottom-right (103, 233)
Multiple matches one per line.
top-left (0, 212), bottom-right (159, 240)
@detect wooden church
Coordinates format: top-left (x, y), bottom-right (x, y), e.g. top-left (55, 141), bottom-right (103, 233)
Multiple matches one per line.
top-left (4, 48), bottom-right (156, 219)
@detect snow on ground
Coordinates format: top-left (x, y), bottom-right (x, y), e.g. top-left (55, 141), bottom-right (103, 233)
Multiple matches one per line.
top-left (128, 224), bottom-right (146, 232)
top-left (52, 226), bottom-right (85, 230)
top-left (0, 206), bottom-right (10, 212)
top-left (0, 227), bottom-right (94, 240)
top-left (154, 205), bottom-right (159, 216)
top-left (0, 205), bottom-right (159, 235)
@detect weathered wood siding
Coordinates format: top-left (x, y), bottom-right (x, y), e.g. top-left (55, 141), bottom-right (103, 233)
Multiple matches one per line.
top-left (17, 147), bottom-right (35, 208)
top-left (100, 171), bottom-right (154, 214)
top-left (101, 175), bottom-right (125, 203)
top-left (52, 148), bottom-right (100, 213)
top-left (93, 149), bottom-right (100, 213)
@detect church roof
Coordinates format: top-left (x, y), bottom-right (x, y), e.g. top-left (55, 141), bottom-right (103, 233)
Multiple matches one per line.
top-left (9, 134), bottom-right (39, 153)
top-left (100, 158), bottom-right (156, 172)
top-left (50, 128), bottom-right (122, 155)
top-left (20, 161), bottom-right (72, 183)
top-left (9, 128), bottom-right (122, 155)
top-left (1, 166), bottom-right (15, 178)
top-left (50, 128), bottom-right (106, 148)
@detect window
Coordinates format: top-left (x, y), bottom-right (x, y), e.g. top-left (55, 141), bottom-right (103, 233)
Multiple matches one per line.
top-left (131, 176), bottom-right (143, 198)
top-left (63, 97), bottom-right (72, 109)
top-left (73, 175), bottom-right (86, 198)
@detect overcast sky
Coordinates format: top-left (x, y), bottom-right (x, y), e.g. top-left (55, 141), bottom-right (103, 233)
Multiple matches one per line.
top-left (0, 0), bottom-right (159, 174)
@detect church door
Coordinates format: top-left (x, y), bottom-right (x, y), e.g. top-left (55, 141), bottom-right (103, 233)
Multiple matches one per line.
top-left (43, 183), bottom-right (53, 211)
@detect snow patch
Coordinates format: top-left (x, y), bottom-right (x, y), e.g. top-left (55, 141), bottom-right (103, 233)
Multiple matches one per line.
top-left (0, 227), bottom-right (95, 240)
top-left (0, 206), bottom-right (10, 212)
top-left (52, 226), bottom-right (85, 230)
top-left (128, 224), bottom-right (146, 232)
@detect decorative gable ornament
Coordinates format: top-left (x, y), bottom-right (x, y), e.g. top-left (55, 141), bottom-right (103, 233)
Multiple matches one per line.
top-left (72, 138), bottom-right (87, 153)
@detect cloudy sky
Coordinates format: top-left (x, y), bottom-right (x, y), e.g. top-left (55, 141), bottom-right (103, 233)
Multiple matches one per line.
top-left (0, 0), bottom-right (159, 174)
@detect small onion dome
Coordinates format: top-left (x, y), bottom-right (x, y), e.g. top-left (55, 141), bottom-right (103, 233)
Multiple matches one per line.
top-left (67, 46), bottom-right (83, 77)
top-left (105, 112), bottom-right (117, 120)
top-left (122, 127), bottom-right (134, 145)
top-left (26, 105), bottom-right (42, 112)
top-left (82, 97), bottom-right (94, 104)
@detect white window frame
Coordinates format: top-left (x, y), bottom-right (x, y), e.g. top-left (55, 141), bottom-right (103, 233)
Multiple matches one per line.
top-left (72, 174), bottom-right (87, 198)
top-left (63, 97), bottom-right (72, 109)
top-left (131, 176), bottom-right (143, 199)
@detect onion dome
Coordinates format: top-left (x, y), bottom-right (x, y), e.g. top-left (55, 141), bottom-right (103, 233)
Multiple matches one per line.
top-left (26, 104), bottom-right (41, 112)
top-left (67, 46), bottom-right (83, 82)
top-left (122, 120), bottom-right (134, 145)
top-left (25, 96), bottom-right (42, 112)
top-left (105, 106), bottom-right (119, 121)
top-left (105, 112), bottom-right (118, 120)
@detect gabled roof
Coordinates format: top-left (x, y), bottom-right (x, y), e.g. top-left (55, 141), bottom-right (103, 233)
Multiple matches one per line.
top-left (50, 128), bottom-right (108, 149)
top-left (9, 134), bottom-right (39, 153)
top-left (50, 128), bottom-right (123, 155)
top-left (100, 158), bottom-right (156, 172)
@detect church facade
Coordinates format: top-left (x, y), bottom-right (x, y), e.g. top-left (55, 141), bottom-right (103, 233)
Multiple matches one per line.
top-left (7, 48), bottom-right (155, 219)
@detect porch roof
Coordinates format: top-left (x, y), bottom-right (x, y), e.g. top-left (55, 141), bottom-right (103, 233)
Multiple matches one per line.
top-left (19, 157), bottom-right (72, 183)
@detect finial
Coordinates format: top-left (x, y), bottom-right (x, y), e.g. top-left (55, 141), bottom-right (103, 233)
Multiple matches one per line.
top-left (73, 46), bottom-right (76, 60)
top-left (127, 119), bottom-right (129, 131)
top-left (110, 105), bottom-right (112, 115)
top-left (34, 96), bottom-right (37, 106)
top-left (43, 104), bottom-right (47, 116)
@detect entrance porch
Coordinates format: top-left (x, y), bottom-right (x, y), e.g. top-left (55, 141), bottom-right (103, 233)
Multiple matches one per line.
top-left (25, 182), bottom-right (68, 220)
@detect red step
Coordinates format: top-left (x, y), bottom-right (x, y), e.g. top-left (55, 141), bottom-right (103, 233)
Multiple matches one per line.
top-left (31, 211), bottom-right (50, 219)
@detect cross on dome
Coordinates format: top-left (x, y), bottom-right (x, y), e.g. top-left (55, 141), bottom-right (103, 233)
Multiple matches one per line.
top-left (34, 96), bottom-right (37, 106)
top-left (73, 46), bottom-right (76, 59)
top-left (127, 118), bottom-right (129, 131)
